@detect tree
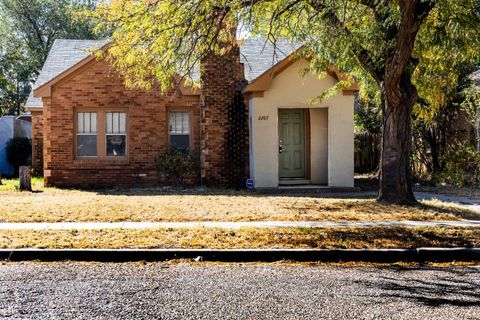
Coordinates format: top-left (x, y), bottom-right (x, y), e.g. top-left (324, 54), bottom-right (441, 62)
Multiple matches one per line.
top-left (0, 0), bottom-right (103, 115)
top-left (462, 75), bottom-right (480, 153)
top-left (90, 0), bottom-right (480, 204)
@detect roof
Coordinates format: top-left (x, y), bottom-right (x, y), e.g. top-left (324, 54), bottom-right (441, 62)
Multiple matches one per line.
top-left (25, 39), bottom-right (108, 108)
top-left (26, 38), bottom-right (299, 108)
top-left (240, 38), bottom-right (300, 82)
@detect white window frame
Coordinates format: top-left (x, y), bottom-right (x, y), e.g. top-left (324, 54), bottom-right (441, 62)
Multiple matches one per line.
top-left (168, 111), bottom-right (190, 150)
top-left (76, 112), bottom-right (98, 157)
top-left (105, 111), bottom-right (127, 157)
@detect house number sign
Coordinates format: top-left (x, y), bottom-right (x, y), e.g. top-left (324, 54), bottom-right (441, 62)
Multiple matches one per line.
top-left (258, 116), bottom-right (269, 120)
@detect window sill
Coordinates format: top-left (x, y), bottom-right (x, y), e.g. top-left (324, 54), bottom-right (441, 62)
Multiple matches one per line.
top-left (73, 157), bottom-right (130, 166)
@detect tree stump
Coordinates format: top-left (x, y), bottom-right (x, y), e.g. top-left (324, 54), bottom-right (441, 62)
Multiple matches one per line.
top-left (19, 166), bottom-right (32, 191)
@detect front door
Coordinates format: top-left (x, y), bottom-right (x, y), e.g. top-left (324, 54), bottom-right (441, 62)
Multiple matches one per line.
top-left (279, 109), bottom-right (306, 178)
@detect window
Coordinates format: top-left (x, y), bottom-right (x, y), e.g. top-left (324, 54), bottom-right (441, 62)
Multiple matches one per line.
top-left (169, 111), bottom-right (190, 151)
top-left (75, 110), bottom-right (128, 159)
top-left (106, 112), bottom-right (127, 156)
top-left (77, 112), bottom-right (97, 157)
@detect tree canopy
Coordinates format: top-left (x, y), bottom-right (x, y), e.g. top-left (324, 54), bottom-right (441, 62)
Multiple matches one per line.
top-left (92, 1), bottom-right (479, 98)
top-left (0, 0), bottom-right (102, 115)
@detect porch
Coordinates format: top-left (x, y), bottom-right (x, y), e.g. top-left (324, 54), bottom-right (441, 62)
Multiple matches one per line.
top-left (245, 59), bottom-right (355, 189)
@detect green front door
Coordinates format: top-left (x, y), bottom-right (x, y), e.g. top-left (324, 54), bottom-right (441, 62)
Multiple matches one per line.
top-left (279, 109), bottom-right (306, 178)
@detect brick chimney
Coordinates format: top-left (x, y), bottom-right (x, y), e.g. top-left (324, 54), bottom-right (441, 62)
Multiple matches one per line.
top-left (200, 27), bottom-right (245, 186)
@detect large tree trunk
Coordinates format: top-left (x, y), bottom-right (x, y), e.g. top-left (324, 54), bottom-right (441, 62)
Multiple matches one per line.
top-left (378, 76), bottom-right (417, 204)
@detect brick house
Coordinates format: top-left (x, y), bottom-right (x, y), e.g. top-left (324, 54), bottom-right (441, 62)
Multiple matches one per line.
top-left (25, 38), bottom-right (357, 188)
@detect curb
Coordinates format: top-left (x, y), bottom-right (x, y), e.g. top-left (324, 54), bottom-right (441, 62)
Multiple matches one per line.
top-left (1, 248), bottom-right (479, 263)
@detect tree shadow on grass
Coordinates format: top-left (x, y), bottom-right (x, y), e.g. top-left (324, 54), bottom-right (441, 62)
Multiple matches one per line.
top-left (355, 267), bottom-right (480, 307)
top-left (415, 202), bottom-right (480, 220)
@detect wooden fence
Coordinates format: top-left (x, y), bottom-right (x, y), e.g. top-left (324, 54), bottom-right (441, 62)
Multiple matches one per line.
top-left (355, 132), bottom-right (381, 174)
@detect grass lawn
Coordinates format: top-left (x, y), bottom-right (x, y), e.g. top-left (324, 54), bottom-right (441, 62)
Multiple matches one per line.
top-left (0, 178), bottom-right (479, 223)
top-left (0, 227), bottom-right (478, 249)
top-left (415, 185), bottom-right (480, 198)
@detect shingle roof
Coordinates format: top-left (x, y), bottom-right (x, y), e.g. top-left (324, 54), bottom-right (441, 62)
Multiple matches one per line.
top-left (240, 38), bottom-right (299, 81)
top-left (25, 38), bottom-right (298, 108)
top-left (25, 39), bottom-right (108, 108)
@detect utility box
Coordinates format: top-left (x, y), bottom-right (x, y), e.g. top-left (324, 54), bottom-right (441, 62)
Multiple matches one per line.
top-left (0, 115), bottom-right (32, 178)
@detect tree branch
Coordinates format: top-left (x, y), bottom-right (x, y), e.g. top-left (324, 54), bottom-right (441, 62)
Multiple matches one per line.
top-left (309, 0), bottom-right (384, 82)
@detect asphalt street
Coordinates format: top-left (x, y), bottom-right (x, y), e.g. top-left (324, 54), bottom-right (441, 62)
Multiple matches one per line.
top-left (0, 263), bottom-right (478, 319)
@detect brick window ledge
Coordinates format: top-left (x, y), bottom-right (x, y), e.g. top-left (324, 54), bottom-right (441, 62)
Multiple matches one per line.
top-left (72, 158), bottom-right (130, 168)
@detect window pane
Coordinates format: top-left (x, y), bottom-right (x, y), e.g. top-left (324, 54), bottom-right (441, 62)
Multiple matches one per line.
top-left (85, 113), bottom-right (91, 133)
top-left (169, 112), bottom-right (189, 134)
top-left (106, 112), bottom-right (126, 134)
top-left (106, 135), bottom-right (126, 156)
top-left (77, 135), bottom-right (97, 156)
top-left (170, 134), bottom-right (189, 151)
top-left (77, 113), bottom-right (84, 133)
top-left (90, 113), bottom-right (97, 133)
top-left (113, 113), bottom-right (119, 133)
top-left (183, 114), bottom-right (189, 133)
top-left (119, 113), bottom-right (126, 133)
top-left (77, 112), bottom-right (97, 134)
top-left (106, 112), bottom-right (113, 133)
top-left (169, 113), bottom-right (174, 133)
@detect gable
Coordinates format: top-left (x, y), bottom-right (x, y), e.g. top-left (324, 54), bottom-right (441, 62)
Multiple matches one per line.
top-left (25, 40), bottom-right (108, 108)
top-left (243, 56), bottom-right (358, 98)
top-left (250, 58), bottom-right (350, 108)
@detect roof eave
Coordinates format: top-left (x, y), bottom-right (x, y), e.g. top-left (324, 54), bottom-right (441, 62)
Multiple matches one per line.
top-left (34, 42), bottom-right (112, 98)
top-left (243, 47), bottom-right (358, 96)
top-left (25, 105), bottom-right (43, 113)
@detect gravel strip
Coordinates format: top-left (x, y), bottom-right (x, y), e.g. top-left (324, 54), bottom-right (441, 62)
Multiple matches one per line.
top-left (0, 263), bottom-right (478, 319)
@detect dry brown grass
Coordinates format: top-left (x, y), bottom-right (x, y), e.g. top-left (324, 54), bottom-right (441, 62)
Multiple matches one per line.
top-left (1, 227), bottom-right (478, 249)
top-left (0, 186), bottom-right (478, 222)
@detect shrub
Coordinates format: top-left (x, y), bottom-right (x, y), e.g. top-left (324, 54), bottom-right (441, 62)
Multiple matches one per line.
top-left (154, 147), bottom-right (198, 185)
top-left (436, 143), bottom-right (480, 187)
top-left (6, 137), bottom-right (31, 169)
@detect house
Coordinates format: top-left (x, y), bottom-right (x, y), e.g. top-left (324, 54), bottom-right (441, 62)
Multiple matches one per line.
top-left (25, 38), bottom-right (357, 188)
top-left (0, 115), bottom-right (32, 177)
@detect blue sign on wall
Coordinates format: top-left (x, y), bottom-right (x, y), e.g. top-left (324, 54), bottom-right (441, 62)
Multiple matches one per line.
top-left (246, 179), bottom-right (255, 189)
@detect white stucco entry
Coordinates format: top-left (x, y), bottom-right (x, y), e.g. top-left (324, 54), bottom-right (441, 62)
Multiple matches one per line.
top-left (247, 59), bottom-right (355, 188)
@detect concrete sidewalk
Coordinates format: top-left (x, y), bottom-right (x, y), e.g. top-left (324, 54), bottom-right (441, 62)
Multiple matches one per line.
top-left (0, 220), bottom-right (479, 230)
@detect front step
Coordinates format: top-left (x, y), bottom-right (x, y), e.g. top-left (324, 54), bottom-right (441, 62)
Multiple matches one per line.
top-left (278, 179), bottom-right (311, 186)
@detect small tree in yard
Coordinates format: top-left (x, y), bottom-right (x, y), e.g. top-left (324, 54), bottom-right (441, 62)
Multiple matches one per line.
top-left (155, 147), bottom-right (199, 186)
top-left (6, 137), bottom-right (32, 191)
top-left (91, 0), bottom-right (480, 204)
top-left (6, 137), bottom-right (31, 172)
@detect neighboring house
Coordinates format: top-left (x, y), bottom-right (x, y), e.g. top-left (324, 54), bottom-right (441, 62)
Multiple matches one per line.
top-left (0, 115), bottom-right (32, 177)
top-left (25, 38), bottom-right (357, 188)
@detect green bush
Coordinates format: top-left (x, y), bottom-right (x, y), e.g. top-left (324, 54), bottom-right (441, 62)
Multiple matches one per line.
top-left (6, 137), bottom-right (31, 168)
top-left (154, 147), bottom-right (198, 185)
top-left (436, 143), bottom-right (480, 187)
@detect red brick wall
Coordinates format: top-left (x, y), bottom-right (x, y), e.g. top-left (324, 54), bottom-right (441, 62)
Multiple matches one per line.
top-left (30, 110), bottom-right (43, 176)
top-left (42, 60), bottom-right (200, 188)
top-left (200, 45), bottom-right (245, 185)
